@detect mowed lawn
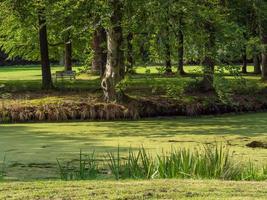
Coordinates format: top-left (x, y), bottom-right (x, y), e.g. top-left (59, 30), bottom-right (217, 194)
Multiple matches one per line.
top-left (1, 180), bottom-right (267, 200)
top-left (0, 113), bottom-right (267, 180)
top-left (0, 65), bottom-right (261, 93)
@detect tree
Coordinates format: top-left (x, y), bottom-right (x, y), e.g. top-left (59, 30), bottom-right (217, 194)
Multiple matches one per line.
top-left (169, 0), bottom-right (192, 75)
top-left (201, 20), bottom-right (216, 91)
top-left (91, 25), bottom-right (107, 76)
top-left (0, 0), bottom-right (55, 89)
top-left (38, 6), bottom-right (53, 89)
top-left (64, 32), bottom-right (72, 71)
top-left (177, 13), bottom-right (186, 75)
top-left (257, 1), bottom-right (267, 80)
top-left (101, 0), bottom-right (124, 102)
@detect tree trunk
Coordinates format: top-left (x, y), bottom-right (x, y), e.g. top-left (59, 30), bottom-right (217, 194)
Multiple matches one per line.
top-left (201, 22), bottom-right (216, 91)
top-left (177, 15), bottom-right (185, 75)
top-left (91, 26), bottom-right (107, 77)
top-left (38, 9), bottom-right (53, 90)
top-left (164, 40), bottom-right (172, 74)
top-left (242, 46), bottom-right (247, 73)
top-left (260, 0), bottom-right (267, 80)
top-left (64, 34), bottom-right (72, 71)
top-left (126, 32), bottom-right (134, 73)
top-left (253, 54), bottom-right (261, 74)
top-left (101, 0), bottom-right (124, 102)
top-left (140, 34), bottom-right (149, 64)
top-left (262, 35), bottom-right (267, 80)
top-left (163, 27), bottom-right (172, 74)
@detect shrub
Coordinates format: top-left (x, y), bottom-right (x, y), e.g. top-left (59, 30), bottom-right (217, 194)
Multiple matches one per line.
top-left (165, 83), bottom-right (185, 100)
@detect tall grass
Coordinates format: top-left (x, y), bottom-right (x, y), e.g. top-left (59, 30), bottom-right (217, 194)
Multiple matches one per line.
top-left (57, 145), bottom-right (267, 181)
top-left (57, 150), bottom-right (98, 180)
top-left (0, 154), bottom-right (6, 180)
top-left (107, 147), bottom-right (156, 179)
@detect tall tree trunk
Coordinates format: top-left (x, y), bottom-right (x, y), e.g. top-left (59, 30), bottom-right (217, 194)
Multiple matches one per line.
top-left (259, 1), bottom-right (267, 80)
top-left (64, 34), bottom-right (72, 71)
top-left (242, 46), bottom-right (247, 73)
top-left (140, 33), bottom-right (149, 64)
top-left (164, 40), bottom-right (172, 74)
top-left (92, 26), bottom-right (107, 77)
top-left (126, 32), bottom-right (134, 73)
top-left (101, 0), bottom-right (124, 102)
top-left (253, 54), bottom-right (261, 74)
top-left (177, 14), bottom-right (185, 75)
top-left (163, 27), bottom-right (172, 74)
top-left (201, 22), bottom-right (216, 91)
top-left (262, 35), bottom-right (267, 80)
top-left (38, 9), bottom-right (53, 90)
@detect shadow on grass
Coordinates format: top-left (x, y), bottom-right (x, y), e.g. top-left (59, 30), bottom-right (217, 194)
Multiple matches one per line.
top-left (0, 79), bottom-right (101, 92)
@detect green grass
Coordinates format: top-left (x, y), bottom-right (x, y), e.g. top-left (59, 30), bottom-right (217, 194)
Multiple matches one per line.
top-left (0, 113), bottom-right (267, 180)
top-left (0, 65), bottom-right (100, 92)
top-left (0, 64), bottom-right (261, 93)
top-left (0, 179), bottom-right (266, 199)
top-left (134, 65), bottom-right (256, 74)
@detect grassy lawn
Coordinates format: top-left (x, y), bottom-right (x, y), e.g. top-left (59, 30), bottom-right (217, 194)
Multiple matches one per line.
top-left (0, 64), bottom-right (261, 93)
top-left (0, 64), bottom-right (264, 108)
top-left (0, 179), bottom-right (266, 199)
top-left (0, 113), bottom-right (267, 180)
top-left (0, 65), bottom-right (100, 92)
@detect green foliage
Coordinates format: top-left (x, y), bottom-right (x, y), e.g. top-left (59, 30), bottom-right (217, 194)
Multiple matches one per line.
top-left (58, 145), bottom-right (267, 181)
top-left (165, 81), bottom-right (186, 100)
top-left (57, 150), bottom-right (98, 181)
top-left (107, 146), bottom-right (121, 180)
top-left (214, 65), bottom-right (262, 105)
top-left (115, 76), bottom-right (130, 94)
top-left (107, 146), bottom-right (155, 180)
top-left (213, 71), bottom-right (235, 105)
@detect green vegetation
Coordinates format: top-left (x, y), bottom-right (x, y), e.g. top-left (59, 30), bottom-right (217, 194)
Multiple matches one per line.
top-left (0, 0), bottom-right (266, 198)
top-left (0, 65), bottom-right (99, 92)
top-left (0, 154), bottom-right (5, 181)
top-left (58, 145), bottom-right (267, 181)
top-left (0, 180), bottom-right (266, 200)
top-left (1, 113), bottom-right (267, 180)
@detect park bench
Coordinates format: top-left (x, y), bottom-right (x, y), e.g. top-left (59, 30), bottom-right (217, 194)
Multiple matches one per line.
top-left (54, 70), bottom-right (76, 81)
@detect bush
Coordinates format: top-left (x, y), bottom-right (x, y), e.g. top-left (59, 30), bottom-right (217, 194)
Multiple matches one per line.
top-left (165, 83), bottom-right (185, 100)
